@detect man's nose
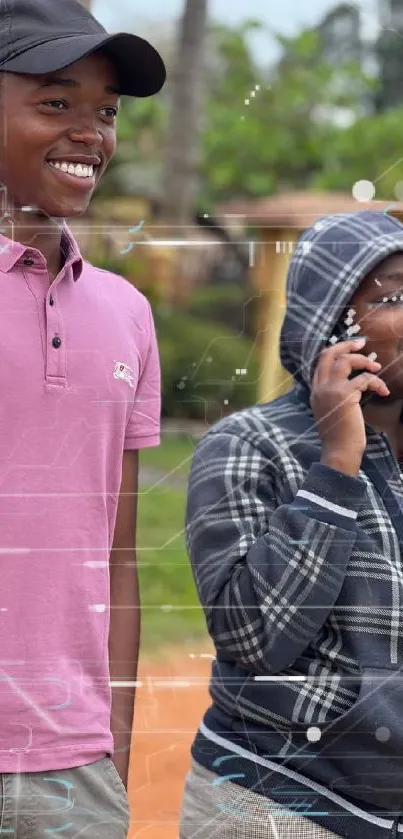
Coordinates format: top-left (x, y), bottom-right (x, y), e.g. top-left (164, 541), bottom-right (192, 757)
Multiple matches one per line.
top-left (67, 115), bottom-right (103, 146)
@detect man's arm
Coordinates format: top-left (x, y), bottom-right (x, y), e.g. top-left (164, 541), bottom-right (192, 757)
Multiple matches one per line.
top-left (109, 449), bottom-right (140, 789)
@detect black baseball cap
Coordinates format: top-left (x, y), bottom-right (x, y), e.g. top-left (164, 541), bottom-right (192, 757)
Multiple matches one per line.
top-left (0, 0), bottom-right (166, 97)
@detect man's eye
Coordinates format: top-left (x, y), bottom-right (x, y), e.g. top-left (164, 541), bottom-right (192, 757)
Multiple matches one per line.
top-left (101, 107), bottom-right (118, 118)
top-left (43, 100), bottom-right (67, 110)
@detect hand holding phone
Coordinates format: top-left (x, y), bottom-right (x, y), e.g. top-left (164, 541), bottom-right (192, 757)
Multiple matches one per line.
top-left (311, 337), bottom-right (389, 476)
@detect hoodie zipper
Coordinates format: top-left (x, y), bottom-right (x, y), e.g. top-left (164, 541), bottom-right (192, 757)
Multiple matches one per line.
top-left (361, 436), bottom-right (403, 668)
top-left (362, 436), bottom-right (403, 836)
top-left (363, 433), bottom-right (403, 545)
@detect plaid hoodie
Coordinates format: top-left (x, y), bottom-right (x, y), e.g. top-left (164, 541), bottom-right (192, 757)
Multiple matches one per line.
top-left (188, 211), bottom-right (403, 839)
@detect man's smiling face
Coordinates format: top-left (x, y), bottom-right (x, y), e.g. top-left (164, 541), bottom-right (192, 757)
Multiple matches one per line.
top-left (0, 51), bottom-right (120, 218)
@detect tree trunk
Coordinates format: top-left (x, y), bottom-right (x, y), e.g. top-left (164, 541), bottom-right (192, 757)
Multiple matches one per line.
top-left (160, 0), bottom-right (209, 226)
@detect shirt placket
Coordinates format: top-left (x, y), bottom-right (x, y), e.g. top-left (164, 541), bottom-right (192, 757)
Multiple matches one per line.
top-left (22, 254), bottom-right (67, 388)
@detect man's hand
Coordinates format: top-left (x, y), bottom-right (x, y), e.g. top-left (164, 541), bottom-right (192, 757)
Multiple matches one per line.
top-left (111, 741), bottom-right (130, 790)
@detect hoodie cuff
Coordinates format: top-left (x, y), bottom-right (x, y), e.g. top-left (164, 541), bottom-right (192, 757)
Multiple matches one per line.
top-left (292, 462), bottom-right (367, 530)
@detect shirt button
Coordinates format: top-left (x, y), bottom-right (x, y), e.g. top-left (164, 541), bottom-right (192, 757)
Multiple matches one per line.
top-left (49, 296), bottom-right (54, 306)
top-left (23, 258), bottom-right (34, 266)
top-left (52, 336), bottom-right (62, 349)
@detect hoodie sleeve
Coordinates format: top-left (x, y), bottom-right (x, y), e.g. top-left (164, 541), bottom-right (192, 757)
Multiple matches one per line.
top-left (186, 430), bottom-right (367, 675)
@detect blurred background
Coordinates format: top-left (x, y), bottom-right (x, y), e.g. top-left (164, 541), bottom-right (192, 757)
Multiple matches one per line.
top-left (76, 1), bottom-right (403, 835)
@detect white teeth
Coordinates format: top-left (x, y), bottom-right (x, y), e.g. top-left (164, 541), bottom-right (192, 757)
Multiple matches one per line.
top-left (48, 161), bottom-right (94, 178)
top-left (382, 297), bottom-right (389, 302)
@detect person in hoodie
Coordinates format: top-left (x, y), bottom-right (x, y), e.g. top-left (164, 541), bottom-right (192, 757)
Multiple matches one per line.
top-left (179, 209), bottom-right (403, 839)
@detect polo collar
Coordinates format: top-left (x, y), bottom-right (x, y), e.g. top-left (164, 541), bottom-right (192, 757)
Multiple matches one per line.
top-left (0, 222), bottom-right (84, 281)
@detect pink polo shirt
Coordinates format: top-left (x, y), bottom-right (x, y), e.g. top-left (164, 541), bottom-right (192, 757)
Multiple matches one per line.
top-left (0, 224), bottom-right (160, 772)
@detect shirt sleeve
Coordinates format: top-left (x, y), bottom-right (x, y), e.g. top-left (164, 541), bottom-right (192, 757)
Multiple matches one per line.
top-left (186, 429), bottom-right (367, 674)
top-left (124, 301), bottom-right (161, 450)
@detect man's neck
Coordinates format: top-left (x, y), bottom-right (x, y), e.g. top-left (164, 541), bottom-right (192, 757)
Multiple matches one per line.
top-left (1, 207), bottom-right (65, 282)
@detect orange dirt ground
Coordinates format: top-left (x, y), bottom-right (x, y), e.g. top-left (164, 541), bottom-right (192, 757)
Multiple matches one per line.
top-left (127, 643), bottom-right (214, 838)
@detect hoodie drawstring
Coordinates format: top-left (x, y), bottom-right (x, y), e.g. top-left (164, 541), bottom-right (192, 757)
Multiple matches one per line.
top-left (391, 809), bottom-right (403, 837)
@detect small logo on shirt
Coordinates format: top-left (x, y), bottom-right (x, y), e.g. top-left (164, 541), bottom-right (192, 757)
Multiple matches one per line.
top-left (114, 361), bottom-right (134, 388)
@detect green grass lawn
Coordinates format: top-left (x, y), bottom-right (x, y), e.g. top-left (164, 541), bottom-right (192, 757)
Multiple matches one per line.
top-left (137, 435), bottom-right (208, 653)
top-left (139, 433), bottom-right (197, 476)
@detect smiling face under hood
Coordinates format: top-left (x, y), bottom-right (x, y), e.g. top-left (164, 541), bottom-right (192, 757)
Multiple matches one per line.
top-left (279, 210), bottom-right (403, 389)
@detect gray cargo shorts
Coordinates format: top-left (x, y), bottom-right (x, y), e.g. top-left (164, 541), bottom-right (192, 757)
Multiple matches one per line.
top-left (179, 757), bottom-right (341, 839)
top-left (0, 755), bottom-right (130, 837)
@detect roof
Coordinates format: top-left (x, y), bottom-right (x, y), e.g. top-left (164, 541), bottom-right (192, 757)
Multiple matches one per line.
top-left (216, 191), bottom-right (403, 228)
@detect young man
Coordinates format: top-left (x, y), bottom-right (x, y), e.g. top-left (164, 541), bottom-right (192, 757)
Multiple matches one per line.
top-left (0, 0), bottom-right (165, 835)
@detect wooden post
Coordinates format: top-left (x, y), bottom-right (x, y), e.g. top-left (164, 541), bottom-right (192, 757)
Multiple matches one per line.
top-left (253, 227), bottom-right (297, 403)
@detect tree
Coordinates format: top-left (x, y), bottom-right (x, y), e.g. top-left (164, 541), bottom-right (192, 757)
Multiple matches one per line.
top-left (313, 105), bottom-right (403, 198)
top-left (159, 0), bottom-right (209, 225)
top-left (199, 24), bottom-right (372, 205)
top-left (374, 27), bottom-right (403, 112)
top-left (96, 17), bottom-right (384, 207)
top-left (318, 3), bottom-right (362, 66)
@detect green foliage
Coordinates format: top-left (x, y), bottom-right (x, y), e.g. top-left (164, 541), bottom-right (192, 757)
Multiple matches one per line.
top-left (154, 307), bottom-right (259, 420)
top-left (313, 107), bottom-right (403, 198)
top-left (140, 434), bottom-right (196, 477)
top-left (92, 16), bottom-right (403, 207)
top-left (137, 483), bottom-right (206, 651)
top-left (138, 436), bottom-right (208, 652)
top-left (199, 24), bottom-right (372, 203)
top-left (92, 18), bottom-right (392, 207)
top-left (188, 283), bottom-right (256, 338)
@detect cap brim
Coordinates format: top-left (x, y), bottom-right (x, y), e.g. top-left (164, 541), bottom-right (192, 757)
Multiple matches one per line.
top-left (0, 32), bottom-right (166, 97)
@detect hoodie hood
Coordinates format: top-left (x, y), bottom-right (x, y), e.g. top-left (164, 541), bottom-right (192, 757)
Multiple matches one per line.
top-left (280, 210), bottom-right (403, 389)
